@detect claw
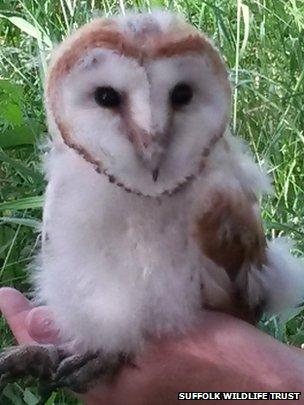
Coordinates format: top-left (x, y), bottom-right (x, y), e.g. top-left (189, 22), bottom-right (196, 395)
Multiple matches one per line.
top-left (0, 344), bottom-right (59, 387)
top-left (54, 351), bottom-right (107, 393)
top-left (0, 345), bottom-right (131, 395)
top-left (53, 351), bottom-right (129, 393)
top-left (55, 351), bottom-right (99, 381)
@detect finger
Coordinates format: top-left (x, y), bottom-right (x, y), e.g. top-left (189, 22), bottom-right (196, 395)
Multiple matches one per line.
top-left (26, 306), bottom-right (60, 344)
top-left (0, 287), bottom-right (35, 344)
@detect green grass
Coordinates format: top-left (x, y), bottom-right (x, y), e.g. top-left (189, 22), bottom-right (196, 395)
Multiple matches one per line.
top-left (0, 0), bottom-right (304, 403)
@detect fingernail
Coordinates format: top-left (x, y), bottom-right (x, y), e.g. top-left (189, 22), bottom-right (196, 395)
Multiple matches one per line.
top-left (26, 306), bottom-right (60, 344)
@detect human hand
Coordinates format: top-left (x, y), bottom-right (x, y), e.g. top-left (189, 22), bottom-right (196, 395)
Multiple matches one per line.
top-left (0, 287), bottom-right (59, 346)
top-left (0, 287), bottom-right (303, 405)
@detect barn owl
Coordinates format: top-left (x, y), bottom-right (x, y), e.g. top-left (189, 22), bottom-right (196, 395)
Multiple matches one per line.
top-left (1, 11), bottom-right (304, 394)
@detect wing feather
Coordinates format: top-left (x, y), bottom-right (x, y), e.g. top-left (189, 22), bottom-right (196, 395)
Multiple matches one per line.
top-left (196, 188), bottom-right (267, 323)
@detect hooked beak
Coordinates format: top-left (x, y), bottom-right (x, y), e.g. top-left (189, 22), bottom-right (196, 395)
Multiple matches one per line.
top-left (141, 143), bottom-right (162, 182)
top-left (130, 128), bottom-right (167, 182)
top-left (131, 130), bottom-right (165, 182)
top-left (152, 168), bottom-right (159, 182)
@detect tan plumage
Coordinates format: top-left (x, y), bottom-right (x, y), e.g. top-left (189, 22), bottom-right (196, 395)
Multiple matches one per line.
top-left (196, 187), bottom-right (267, 322)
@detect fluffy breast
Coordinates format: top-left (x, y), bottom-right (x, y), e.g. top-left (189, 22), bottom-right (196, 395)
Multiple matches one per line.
top-left (35, 135), bottom-right (270, 354)
top-left (35, 146), bottom-right (204, 354)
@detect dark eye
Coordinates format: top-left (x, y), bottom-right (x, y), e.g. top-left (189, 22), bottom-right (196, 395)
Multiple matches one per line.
top-left (170, 83), bottom-right (193, 107)
top-left (94, 86), bottom-right (121, 108)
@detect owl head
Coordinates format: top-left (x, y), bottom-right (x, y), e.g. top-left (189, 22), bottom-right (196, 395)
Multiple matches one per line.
top-left (45, 11), bottom-right (231, 197)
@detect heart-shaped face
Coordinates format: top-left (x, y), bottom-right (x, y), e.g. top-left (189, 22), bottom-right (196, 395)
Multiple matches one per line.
top-left (46, 12), bottom-right (231, 197)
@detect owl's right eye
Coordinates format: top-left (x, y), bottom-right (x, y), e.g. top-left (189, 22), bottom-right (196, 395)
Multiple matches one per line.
top-left (94, 86), bottom-right (121, 108)
top-left (170, 82), bottom-right (193, 107)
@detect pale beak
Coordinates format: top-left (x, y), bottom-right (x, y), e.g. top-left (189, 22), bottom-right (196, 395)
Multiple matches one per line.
top-left (135, 136), bottom-right (164, 180)
top-left (128, 128), bottom-right (166, 181)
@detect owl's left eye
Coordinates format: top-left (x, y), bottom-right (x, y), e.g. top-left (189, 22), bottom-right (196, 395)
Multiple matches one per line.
top-left (94, 86), bottom-right (121, 108)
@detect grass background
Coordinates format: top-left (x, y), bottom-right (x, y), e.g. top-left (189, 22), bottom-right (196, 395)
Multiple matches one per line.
top-left (0, 0), bottom-right (303, 403)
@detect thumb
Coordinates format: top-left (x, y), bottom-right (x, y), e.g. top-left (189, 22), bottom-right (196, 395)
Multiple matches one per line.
top-left (25, 306), bottom-right (60, 344)
top-left (0, 287), bottom-right (34, 344)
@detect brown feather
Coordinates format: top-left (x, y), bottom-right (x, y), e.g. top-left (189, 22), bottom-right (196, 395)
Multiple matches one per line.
top-left (195, 188), bottom-right (267, 323)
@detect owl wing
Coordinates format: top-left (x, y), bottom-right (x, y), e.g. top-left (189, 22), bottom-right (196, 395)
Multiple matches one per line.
top-left (196, 187), bottom-right (267, 323)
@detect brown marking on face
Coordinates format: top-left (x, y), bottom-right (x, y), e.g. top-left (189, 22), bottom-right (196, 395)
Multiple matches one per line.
top-left (49, 94), bottom-right (227, 197)
top-left (152, 33), bottom-right (228, 82)
top-left (47, 19), bottom-right (230, 101)
top-left (47, 30), bottom-right (139, 100)
top-left (119, 93), bottom-right (153, 154)
top-left (152, 35), bottom-right (206, 58)
top-left (54, 116), bottom-right (101, 172)
top-left (60, 31), bottom-right (224, 76)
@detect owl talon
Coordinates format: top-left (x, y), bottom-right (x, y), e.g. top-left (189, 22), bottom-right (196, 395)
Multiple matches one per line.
top-left (0, 344), bottom-right (59, 388)
top-left (55, 351), bottom-right (99, 382)
top-left (0, 344), bottom-right (130, 394)
top-left (53, 351), bottom-right (129, 393)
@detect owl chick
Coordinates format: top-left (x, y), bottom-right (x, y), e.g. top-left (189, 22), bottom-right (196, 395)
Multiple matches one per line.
top-left (1, 11), bottom-right (304, 394)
